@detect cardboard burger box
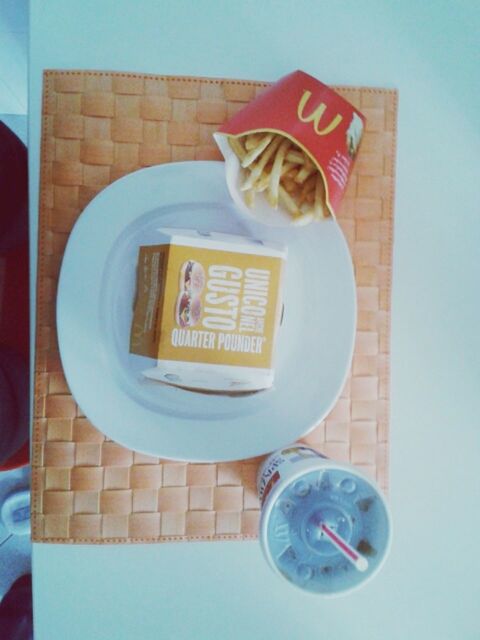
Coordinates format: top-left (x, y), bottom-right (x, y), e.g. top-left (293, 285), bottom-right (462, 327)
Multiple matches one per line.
top-left (130, 229), bottom-right (286, 393)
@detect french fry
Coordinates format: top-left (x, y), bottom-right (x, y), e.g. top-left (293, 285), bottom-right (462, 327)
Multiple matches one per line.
top-left (254, 174), bottom-right (270, 192)
top-left (285, 150), bottom-right (306, 164)
top-left (298, 174), bottom-right (316, 204)
top-left (254, 160), bottom-right (295, 192)
top-left (284, 167), bottom-right (299, 180)
top-left (313, 174), bottom-right (326, 219)
top-left (302, 173), bottom-right (316, 193)
top-left (267, 139), bottom-right (290, 208)
top-left (294, 159), bottom-right (315, 184)
top-left (241, 135), bottom-right (282, 191)
top-left (280, 162), bottom-right (296, 177)
top-left (283, 178), bottom-right (297, 194)
top-left (278, 185), bottom-right (301, 217)
top-left (228, 137), bottom-right (247, 162)
top-left (245, 133), bottom-right (262, 150)
top-left (241, 133), bottom-right (274, 168)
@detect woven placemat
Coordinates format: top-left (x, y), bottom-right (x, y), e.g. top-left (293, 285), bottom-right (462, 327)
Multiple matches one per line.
top-left (31, 70), bottom-right (397, 543)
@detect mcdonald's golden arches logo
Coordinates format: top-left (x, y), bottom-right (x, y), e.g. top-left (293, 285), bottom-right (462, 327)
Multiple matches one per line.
top-left (297, 90), bottom-right (343, 136)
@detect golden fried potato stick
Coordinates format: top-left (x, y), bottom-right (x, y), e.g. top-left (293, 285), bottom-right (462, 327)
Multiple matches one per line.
top-left (298, 173), bottom-right (316, 205)
top-left (302, 173), bottom-right (317, 193)
top-left (299, 186), bottom-right (315, 206)
top-left (278, 185), bottom-right (301, 217)
top-left (279, 187), bottom-right (315, 226)
top-left (228, 137), bottom-right (247, 162)
top-left (253, 159), bottom-right (294, 193)
top-left (294, 158), bottom-right (315, 184)
top-left (245, 133), bottom-right (262, 150)
top-left (313, 174), bottom-right (327, 219)
top-left (267, 139), bottom-right (291, 208)
top-left (253, 175), bottom-right (270, 192)
top-left (241, 133), bottom-right (274, 168)
top-left (282, 177), bottom-right (298, 194)
top-left (285, 150), bottom-right (306, 164)
top-left (282, 167), bottom-right (298, 180)
top-left (241, 135), bottom-right (282, 191)
top-left (280, 162), bottom-right (296, 178)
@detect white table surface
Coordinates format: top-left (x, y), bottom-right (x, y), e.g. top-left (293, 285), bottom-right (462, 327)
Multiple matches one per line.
top-left (29, 2), bottom-right (480, 639)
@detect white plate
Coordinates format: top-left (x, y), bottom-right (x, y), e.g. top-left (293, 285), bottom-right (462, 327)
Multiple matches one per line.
top-left (57, 162), bottom-right (356, 462)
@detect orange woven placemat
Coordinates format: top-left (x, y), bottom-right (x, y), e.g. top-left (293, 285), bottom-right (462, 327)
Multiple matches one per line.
top-left (31, 70), bottom-right (397, 543)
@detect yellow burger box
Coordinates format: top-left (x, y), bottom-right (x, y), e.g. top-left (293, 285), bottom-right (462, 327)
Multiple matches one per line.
top-left (130, 229), bottom-right (286, 392)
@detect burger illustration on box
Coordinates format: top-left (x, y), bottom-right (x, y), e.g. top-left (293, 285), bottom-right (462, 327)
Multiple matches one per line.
top-left (175, 260), bottom-right (205, 328)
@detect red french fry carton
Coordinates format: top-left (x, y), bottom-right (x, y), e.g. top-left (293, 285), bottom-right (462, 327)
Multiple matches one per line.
top-left (214, 70), bottom-right (365, 227)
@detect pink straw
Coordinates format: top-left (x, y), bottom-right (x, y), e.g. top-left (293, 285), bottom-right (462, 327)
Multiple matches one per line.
top-left (320, 523), bottom-right (368, 572)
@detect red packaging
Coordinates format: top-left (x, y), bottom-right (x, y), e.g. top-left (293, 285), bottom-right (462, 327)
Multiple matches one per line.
top-left (214, 70), bottom-right (365, 224)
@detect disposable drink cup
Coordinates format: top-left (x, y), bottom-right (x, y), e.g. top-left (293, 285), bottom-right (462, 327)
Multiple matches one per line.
top-left (257, 444), bottom-right (392, 596)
